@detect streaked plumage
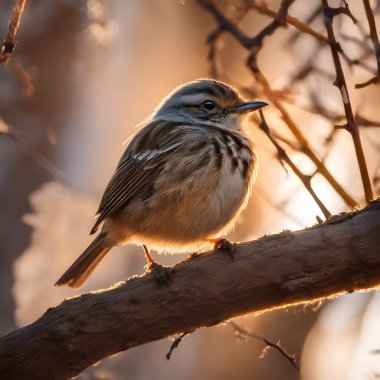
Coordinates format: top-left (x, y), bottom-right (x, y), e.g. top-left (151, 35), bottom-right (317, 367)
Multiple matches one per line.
top-left (56, 79), bottom-right (267, 287)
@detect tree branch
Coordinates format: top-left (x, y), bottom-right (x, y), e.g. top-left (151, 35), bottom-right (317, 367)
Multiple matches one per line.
top-left (249, 62), bottom-right (358, 208)
top-left (355, 0), bottom-right (380, 88)
top-left (230, 321), bottom-right (299, 370)
top-left (0, 0), bottom-right (26, 64)
top-left (0, 200), bottom-right (380, 379)
top-left (322, 0), bottom-right (373, 203)
top-left (248, 0), bottom-right (329, 44)
top-left (199, 0), bottom-right (359, 209)
top-left (256, 110), bottom-right (331, 219)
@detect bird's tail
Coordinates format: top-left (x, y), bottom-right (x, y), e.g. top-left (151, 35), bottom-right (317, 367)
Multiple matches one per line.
top-left (55, 232), bottom-right (110, 288)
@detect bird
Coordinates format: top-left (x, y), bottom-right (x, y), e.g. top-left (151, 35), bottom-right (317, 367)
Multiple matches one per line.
top-left (55, 79), bottom-right (268, 288)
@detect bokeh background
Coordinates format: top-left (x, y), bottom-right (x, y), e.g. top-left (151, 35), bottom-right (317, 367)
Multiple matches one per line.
top-left (0, 0), bottom-right (379, 379)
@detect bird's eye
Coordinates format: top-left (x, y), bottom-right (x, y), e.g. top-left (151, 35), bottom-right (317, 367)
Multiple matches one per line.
top-left (201, 101), bottom-right (216, 111)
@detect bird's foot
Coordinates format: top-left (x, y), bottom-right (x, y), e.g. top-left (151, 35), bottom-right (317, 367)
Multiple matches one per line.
top-left (147, 261), bottom-right (173, 284)
top-left (143, 245), bottom-right (173, 283)
top-left (189, 251), bottom-right (200, 260)
top-left (213, 238), bottom-right (236, 260)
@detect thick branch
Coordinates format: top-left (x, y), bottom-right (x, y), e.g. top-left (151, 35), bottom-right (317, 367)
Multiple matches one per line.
top-left (0, 200), bottom-right (380, 379)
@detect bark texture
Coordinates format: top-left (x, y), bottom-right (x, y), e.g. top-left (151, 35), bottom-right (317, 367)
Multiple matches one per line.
top-left (1, 200), bottom-right (380, 380)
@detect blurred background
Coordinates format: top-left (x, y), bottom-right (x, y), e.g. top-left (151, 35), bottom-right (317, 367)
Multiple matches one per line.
top-left (0, 0), bottom-right (379, 379)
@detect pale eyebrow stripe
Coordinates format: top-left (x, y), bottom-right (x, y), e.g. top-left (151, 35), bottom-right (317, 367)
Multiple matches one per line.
top-left (178, 93), bottom-right (217, 105)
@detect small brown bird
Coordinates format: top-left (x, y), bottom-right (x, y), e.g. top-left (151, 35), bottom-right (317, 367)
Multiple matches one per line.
top-left (56, 79), bottom-right (267, 287)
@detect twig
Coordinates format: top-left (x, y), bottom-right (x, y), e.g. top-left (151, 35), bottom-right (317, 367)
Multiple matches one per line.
top-left (0, 117), bottom-right (74, 187)
top-left (256, 187), bottom-right (305, 227)
top-left (270, 130), bottom-right (300, 151)
top-left (298, 88), bottom-right (343, 122)
top-left (340, 33), bottom-right (373, 56)
top-left (198, 0), bottom-right (295, 51)
top-left (197, 0), bottom-right (253, 49)
top-left (288, 4), bottom-right (322, 44)
top-left (0, 0), bottom-right (26, 64)
top-left (257, 110), bottom-right (331, 219)
top-left (251, 63), bottom-right (358, 208)
top-left (246, 0), bottom-right (296, 50)
top-left (355, 0), bottom-right (380, 88)
top-left (356, 114), bottom-right (380, 128)
top-left (248, 0), bottom-right (328, 44)
top-left (10, 61), bottom-right (34, 96)
top-left (204, 0), bottom-right (251, 78)
top-left (249, 0), bottom-right (375, 75)
top-left (230, 321), bottom-right (299, 370)
top-left (198, 0), bottom-right (358, 209)
top-left (322, 0), bottom-right (373, 203)
top-left (166, 332), bottom-right (189, 360)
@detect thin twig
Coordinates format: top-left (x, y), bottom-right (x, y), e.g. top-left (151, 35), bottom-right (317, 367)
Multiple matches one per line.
top-left (0, 0), bottom-right (26, 64)
top-left (257, 110), bottom-right (331, 219)
top-left (356, 114), bottom-right (380, 128)
top-left (249, 0), bottom-right (375, 74)
top-left (248, 0), bottom-right (328, 44)
top-left (230, 321), bottom-right (300, 371)
top-left (198, 0), bottom-right (295, 51)
top-left (322, 0), bottom-right (373, 202)
top-left (256, 187), bottom-right (304, 227)
top-left (204, 0), bottom-right (251, 78)
top-left (288, 4), bottom-right (322, 44)
top-left (250, 63), bottom-right (358, 208)
top-left (355, 0), bottom-right (380, 88)
top-left (197, 0), bottom-right (253, 49)
top-left (198, 0), bottom-right (358, 209)
top-left (0, 117), bottom-right (74, 187)
top-left (166, 332), bottom-right (189, 360)
top-left (10, 61), bottom-right (34, 96)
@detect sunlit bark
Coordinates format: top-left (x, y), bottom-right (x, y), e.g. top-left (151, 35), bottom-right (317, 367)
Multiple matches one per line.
top-left (0, 200), bottom-right (379, 380)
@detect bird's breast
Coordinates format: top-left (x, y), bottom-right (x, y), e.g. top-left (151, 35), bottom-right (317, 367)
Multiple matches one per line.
top-left (206, 132), bottom-right (257, 232)
top-left (111, 130), bottom-right (257, 251)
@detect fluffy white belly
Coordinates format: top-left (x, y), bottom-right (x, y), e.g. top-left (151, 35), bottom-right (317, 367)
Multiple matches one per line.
top-left (108, 158), bottom-right (253, 252)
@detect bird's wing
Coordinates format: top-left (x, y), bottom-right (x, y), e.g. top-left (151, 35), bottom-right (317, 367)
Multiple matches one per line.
top-left (90, 120), bottom-right (183, 234)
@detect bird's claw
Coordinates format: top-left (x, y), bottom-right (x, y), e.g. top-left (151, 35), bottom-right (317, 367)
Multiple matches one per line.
top-left (147, 262), bottom-right (173, 284)
top-left (213, 238), bottom-right (236, 260)
top-left (189, 251), bottom-right (200, 260)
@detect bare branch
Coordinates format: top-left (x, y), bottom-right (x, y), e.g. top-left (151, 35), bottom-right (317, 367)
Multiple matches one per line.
top-left (248, 1), bottom-right (373, 74)
top-left (356, 114), bottom-right (380, 128)
top-left (230, 321), bottom-right (299, 371)
top-left (322, 0), bottom-right (373, 202)
top-left (0, 0), bottom-right (26, 64)
top-left (166, 332), bottom-right (190, 360)
top-left (252, 66), bottom-right (358, 208)
top-left (198, 0), bottom-right (295, 52)
top-left (197, 0), bottom-right (253, 49)
top-left (0, 200), bottom-right (379, 379)
top-left (0, 117), bottom-right (74, 187)
top-left (198, 0), bottom-right (359, 209)
top-left (256, 187), bottom-right (305, 227)
top-left (256, 110), bottom-right (331, 219)
top-left (288, 4), bottom-right (322, 44)
top-left (248, 0), bottom-right (328, 44)
top-left (355, 0), bottom-right (380, 88)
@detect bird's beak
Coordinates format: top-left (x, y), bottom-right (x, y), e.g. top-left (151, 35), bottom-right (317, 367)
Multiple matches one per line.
top-left (230, 101), bottom-right (268, 114)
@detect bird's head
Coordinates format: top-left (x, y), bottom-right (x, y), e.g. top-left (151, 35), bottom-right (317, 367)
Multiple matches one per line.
top-left (153, 79), bottom-right (268, 130)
